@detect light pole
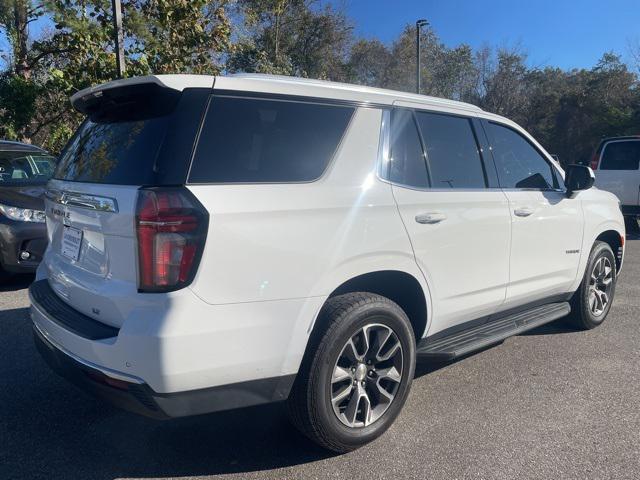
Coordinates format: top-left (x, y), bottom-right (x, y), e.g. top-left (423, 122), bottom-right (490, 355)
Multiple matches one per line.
top-left (416, 19), bottom-right (428, 94)
top-left (112, 0), bottom-right (125, 78)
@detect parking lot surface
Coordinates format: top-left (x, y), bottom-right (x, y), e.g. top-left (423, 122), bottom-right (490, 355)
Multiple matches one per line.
top-left (2, 238), bottom-right (640, 480)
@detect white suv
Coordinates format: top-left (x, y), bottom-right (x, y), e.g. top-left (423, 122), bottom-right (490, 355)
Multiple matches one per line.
top-left (31, 74), bottom-right (625, 452)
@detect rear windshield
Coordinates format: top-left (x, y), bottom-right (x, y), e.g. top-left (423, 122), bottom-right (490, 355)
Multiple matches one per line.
top-left (188, 96), bottom-right (354, 183)
top-left (600, 141), bottom-right (640, 170)
top-left (55, 117), bottom-right (170, 184)
top-left (54, 83), bottom-right (186, 185)
top-left (0, 151), bottom-right (56, 184)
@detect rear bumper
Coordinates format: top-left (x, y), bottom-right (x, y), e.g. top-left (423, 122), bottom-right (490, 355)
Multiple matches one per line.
top-left (0, 220), bottom-right (47, 273)
top-left (33, 323), bottom-right (295, 419)
top-left (29, 279), bottom-right (314, 418)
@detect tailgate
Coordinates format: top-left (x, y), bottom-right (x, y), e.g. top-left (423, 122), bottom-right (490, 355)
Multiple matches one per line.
top-left (41, 78), bottom-right (211, 328)
top-left (44, 180), bottom-right (141, 327)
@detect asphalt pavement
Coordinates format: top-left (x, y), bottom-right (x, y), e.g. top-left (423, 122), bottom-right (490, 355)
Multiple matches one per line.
top-left (1, 238), bottom-right (639, 480)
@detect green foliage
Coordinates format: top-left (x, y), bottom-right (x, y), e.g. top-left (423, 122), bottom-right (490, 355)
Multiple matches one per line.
top-left (345, 39), bottom-right (391, 87)
top-left (0, 4), bottom-right (639, 163)
top-left (0, 0), bottom-right (232, 151)
top-left (228, 0), bottom-right (352, 79)
top-left (131, 0), bottom-right (231, 75)
top-left (0, 74), bottom-right (40, 138)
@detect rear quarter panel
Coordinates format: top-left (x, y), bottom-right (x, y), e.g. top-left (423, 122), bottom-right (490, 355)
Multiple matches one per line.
top-left (187, 107), bottom-right (429, 328)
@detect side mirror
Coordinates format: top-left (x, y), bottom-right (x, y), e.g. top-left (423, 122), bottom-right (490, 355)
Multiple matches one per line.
top-left (564, 164), bottom-right (595, 197)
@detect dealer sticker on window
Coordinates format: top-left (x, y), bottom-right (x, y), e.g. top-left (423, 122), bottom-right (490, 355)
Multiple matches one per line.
top-left (61, 226), bottom-right (83, 262)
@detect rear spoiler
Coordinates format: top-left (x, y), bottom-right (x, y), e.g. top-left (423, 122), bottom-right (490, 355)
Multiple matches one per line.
top-left (70, 75), bottom-right (215, 115)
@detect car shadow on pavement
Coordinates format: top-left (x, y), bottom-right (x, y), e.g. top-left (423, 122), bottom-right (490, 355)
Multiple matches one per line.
top-left (0, 306), bottom-right (334, 480)
top-left (412, 317), bottom-right (579, 380)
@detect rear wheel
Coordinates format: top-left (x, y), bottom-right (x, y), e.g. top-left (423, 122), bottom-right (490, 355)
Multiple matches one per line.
top-left (287, 292), bottom-right (416, 453)
top-left (568, 241), bottom-right (617, 330)
top-left (0, 263), bottom-right (13, 284)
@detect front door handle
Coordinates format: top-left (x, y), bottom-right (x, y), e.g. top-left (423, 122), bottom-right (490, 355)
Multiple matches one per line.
top-left (415, 212), bottom-right (447, 224)
top-left (514, 207), bottom-right (534, 217)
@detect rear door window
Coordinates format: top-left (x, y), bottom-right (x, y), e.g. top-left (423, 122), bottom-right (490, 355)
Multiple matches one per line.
top-left (388, 109), bottom-right (429, 188)
top-left (600, 141), bottom-right (640, 170)
top-left (415, 112), bottom-right (486, 189)
top-left (189, 96), bottom-right (354, 183)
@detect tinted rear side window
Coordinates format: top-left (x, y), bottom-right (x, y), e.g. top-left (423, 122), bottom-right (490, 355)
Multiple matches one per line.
top-left (189, 96), bottom-right (354, 183)
top-left (415, 112), bottom-right (486, 189)
top-left (600, 141), bottom-right (640, 170)
top-left (388, 109), bottom-right (429, 188)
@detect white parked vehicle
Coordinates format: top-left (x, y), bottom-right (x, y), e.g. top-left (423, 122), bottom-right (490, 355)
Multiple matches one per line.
top-left (31, 74), bottom-right (625, 452)
top-left (590, 136), bottom-right (640, 229)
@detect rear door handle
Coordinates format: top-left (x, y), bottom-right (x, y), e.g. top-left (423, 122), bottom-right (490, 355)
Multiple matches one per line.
top-left (514, 207), bottom-right (534, 217)
top-left (415, 212), bottom-right (447, 224)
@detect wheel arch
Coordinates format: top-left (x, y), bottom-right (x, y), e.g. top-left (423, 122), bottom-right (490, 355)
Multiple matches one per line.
top-left (595, 229), bottom-right (624, 272)
top-left (310, 270), bottom-right (430, 349)
top-left (573, 214), bottom-right (625, 292)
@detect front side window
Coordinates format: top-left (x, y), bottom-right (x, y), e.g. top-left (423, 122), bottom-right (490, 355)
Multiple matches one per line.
top-left (600, 141), bottom-right (640, 170)
top-left (189, 96), bottom-right (354, 183)
top-left (0, 152), bottom-right (56, 184)
top-left (416, 112), bottom-right (486, 189)
top-left (388, 109), bottom-right (429, 188)
top-left (489, 122), bottom-right (559, 190)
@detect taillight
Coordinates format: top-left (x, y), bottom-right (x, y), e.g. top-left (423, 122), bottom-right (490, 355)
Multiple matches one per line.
top-left (590, 152), bottom-right (600, 170)
top-left (136, 187), bottom-right (208, 292)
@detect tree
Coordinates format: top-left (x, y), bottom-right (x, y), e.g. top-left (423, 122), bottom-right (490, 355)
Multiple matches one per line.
top-left (553, 53), bottom-right (640, 163)
top-left (0, 0), bottom-right (47, 79)
top-left (346, 38), bottom-right (391, 87)
top-left (356, 24), bottom-right (478, 100)
top-left (0, 0), bottom-right (233, 152)
top-left (0, 1), bottom-right (54, 144)
top-left (228, 0), bottom-right (352, 80)
top-left (2, 1), bottom-right (640, 163)
top-left (131, 0), bottom-right (231, 75)
top-left (480, 48), bottom-right (529, 121)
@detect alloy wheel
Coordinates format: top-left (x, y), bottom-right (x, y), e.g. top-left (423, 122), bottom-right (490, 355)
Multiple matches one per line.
top-left (330, 323), bottom-right (404, 428)
top-left (588, 256), bottom-right (614, 317)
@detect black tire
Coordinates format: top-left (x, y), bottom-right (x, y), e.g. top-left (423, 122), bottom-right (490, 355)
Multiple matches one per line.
top-left (0, 263), bottom-right (13, 284)
top-left (287, 292), bottom-right (416, 453)
top-left (567, 241), bottom-right (617, 330)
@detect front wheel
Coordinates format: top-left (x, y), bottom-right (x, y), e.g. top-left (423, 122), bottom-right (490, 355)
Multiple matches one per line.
top-left (568, 241), bottom-right (617, 330)
top-left (287, 292), bottom-right (416, 453)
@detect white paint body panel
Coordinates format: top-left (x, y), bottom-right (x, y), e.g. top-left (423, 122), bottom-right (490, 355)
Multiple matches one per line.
top-left (34, 74), bottom-right (625, 397)
top-left (502, 190), bottom-right (584, 305)
top-left (392, 188), bottom-right (511, 334)
top-left (188, 108), bottom-right (422, 305)
top-left (593, 139), bottom-right (640, 208)
top-left (43, 180), bottom-right (140, 328)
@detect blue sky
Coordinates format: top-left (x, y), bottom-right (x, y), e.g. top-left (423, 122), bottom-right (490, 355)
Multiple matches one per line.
top-left (341, 0), bottom-right (640, 69)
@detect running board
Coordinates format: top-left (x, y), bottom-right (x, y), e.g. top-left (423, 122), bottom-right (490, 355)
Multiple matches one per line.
top-left (416, 302), bottom-right (571, 361)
